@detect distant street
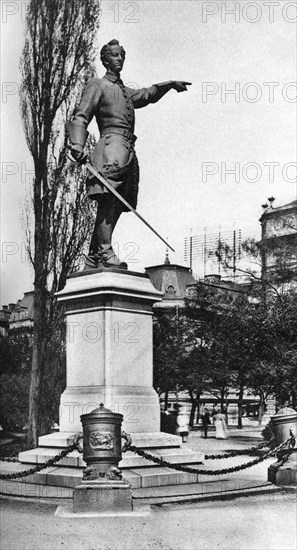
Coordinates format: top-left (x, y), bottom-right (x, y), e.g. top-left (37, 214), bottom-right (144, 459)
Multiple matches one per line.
top-left (1, 493), bottom-right (296, 550)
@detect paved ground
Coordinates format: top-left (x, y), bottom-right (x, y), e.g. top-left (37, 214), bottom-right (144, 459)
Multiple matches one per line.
top-left (131, 427), bottom-right (278, 503)
top-left (1, 493), bottom-right (296, 550)
top-left (187, 425), bottom-right (265, 451)
top-left (1, 426), bottom-right (296, 550)
top-left (178, 426), bottom-right (274, 487)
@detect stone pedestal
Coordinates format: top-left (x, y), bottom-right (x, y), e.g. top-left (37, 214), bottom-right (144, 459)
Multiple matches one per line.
top-left (18, 267), bottom-right (204, 495)
top-left (268, 449), bottom-right (297, 486)
top-left (73, 479), bottom-right (133, 513)
top-left (268, 406), bottom-right (297, 486)
top-left (56, 268), bottom-right (163, 433)
top-left (270, 407), bottom-right (297, 447)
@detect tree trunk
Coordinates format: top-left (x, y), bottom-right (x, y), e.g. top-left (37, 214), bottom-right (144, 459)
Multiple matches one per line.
top-left (164, 389), bottom-right (169, 411)
top-left (275, 388), bottom-right (282, 412)
top-left (175, 389), bottom-right (179, 410)
top-left (196, 398), bottom-right (201, 424)
top-left (27, 346), bottom-right (40, 447)
top-left (27, 277), bottom-right (47, 447)
top-left (21, 0), bottom-right (102, 448)
top-left (220, 388), bottom-right (225, 412)
top-left (188, 390), bottom-right (199, 428)
top-left (189, 400), bottom-right (196, 427)
top-left (237, 384), bottom-right (244, 429)
top-left (291, 389), bottom-right (296, 410)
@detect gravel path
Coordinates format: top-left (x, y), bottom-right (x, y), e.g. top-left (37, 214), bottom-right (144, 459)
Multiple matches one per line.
top-left (1, 492), bottom-right (296, 550)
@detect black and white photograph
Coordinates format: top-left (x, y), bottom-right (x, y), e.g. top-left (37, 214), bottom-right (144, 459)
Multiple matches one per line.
top-left (1, 1), bottom-right (297, 549)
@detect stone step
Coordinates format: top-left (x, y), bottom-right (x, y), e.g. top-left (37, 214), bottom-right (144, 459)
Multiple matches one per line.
top-left (19, 448), bottom-right (83, 468)
top-left (0, 462), bottom-right (201, 491)
top-left (126, 467), bottom-right (198, 489)
top-left (38, 466), bottom-right (143, 489)
top-left (38, 431), bottom-right (182, 449)
top-left (0, 478), bottom-right (73, 500)
top-left (0, 460), bottom-right (48, 485)
top-left (19, 446), bottom-right (203, 469)
top-left (1, 459), bottom-right (235, 491)
top-left (133, 481), bottom-right (281, 505)
top-left (38, 432), bottom-right (79, 448)
top-left (2, 472), bottom-right (287, 506)
top-left (3, 458), bottom-right (267, 497)
top-left (122, 447), bottom-right (203, 468)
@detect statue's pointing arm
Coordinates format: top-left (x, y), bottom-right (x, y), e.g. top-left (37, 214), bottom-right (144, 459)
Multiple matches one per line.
top-left (129, 80), bottom-right (192, 109)
top-left (66, 79), bottom-right (101, 158)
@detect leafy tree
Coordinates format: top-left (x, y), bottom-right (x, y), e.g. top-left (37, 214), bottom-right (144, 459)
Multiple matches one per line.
top-left (153, 285), bottom-right (236, 426)
top-left (0, 334), bottom-right (32, 430)
top-left (153, 280), bottom-right (297, 430)
top-left (153, 309), bottom-right (193, 408)
top-left (216, 233), bottom-right (297, 419)
top-left (217, 236), bottom-right (297, 302)
top-left (153, 303), bottom-right (209, 423)
top-left (265, 292), bottom-right (297, 408)
top-left (20, 0), bottom-right (101, 446)
top-left (0, 321), bottom-right (67, 433)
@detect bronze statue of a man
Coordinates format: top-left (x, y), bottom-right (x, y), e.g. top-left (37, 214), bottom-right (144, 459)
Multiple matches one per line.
top-left (66, 39), bottom-right (191, 270)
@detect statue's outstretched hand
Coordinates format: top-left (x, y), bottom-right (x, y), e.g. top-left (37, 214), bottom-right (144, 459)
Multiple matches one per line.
top-left (171, 81), bottom-right (192, 93)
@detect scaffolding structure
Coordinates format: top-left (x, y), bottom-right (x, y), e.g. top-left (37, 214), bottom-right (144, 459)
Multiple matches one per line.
top-left (184, 228), bottom-right (242, 279)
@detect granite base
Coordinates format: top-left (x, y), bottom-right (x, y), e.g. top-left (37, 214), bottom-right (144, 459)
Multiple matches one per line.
top-left (73, 479), bottom-right (133, 513)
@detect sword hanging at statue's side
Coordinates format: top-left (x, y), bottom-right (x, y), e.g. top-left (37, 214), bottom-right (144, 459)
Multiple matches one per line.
top-left (80, 158), bottom-right (175, 253)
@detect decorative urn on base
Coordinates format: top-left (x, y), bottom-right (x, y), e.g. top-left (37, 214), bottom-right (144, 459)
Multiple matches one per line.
top-left (73, 404), bottom-right (133, 513)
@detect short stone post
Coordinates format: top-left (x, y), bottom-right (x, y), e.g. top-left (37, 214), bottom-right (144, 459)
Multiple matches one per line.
top-left (268, 406), bottom-right (297, 486)
top-left (73, 403), bottom-right (132, 513)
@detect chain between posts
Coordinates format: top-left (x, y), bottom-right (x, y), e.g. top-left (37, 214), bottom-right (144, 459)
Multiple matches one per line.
top-left (0, 433), bottom-right (295, 481)
top-left (204, 438), bottom-right (274, 460)
top-left (121, 433), bottom-right (295, 476)
top-left (0, 435), bottom-right (270, 464)
top-left (0, 433), bottom-right (83, 481)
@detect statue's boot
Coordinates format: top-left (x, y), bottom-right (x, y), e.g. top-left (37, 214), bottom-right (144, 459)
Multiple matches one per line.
top-left (84, 196), bottom-right (127, 270)
top-left (97, 247), bottom-right (127, 269)
top-left (83, 253), bottom-right (99, 271)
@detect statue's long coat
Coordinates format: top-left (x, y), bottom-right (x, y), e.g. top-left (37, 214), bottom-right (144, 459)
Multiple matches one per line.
top-left (67, 72), bottom-right (166, 212)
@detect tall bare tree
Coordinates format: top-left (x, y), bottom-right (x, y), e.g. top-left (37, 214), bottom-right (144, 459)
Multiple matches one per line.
top-left (20, 0), bottom-right (101, 446)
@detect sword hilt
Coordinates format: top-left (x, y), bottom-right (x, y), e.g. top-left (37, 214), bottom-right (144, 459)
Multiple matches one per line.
top-left (66, 149), bottom-right (89, 166)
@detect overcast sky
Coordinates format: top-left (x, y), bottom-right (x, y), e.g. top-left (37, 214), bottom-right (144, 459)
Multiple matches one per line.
top-left (1, 0), bottom-right (296, 304)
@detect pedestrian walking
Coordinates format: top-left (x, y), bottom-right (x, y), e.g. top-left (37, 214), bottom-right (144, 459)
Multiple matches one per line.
top-left (214, 407), bottom-right (229, 439)
top-left (201, 406), bottom-right (211, 438)
top-left (177, 406), bottom-right (189, 443)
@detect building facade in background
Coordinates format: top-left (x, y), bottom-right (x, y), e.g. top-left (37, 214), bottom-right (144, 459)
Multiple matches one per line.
top-left (0, 292), bottom-right (34, 338)
top-left (0, 303), bottom-right (16, 337)
top-left (260, 198), bottom-right (297, 286)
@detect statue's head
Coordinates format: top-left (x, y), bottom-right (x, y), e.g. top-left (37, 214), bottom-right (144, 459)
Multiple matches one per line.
top-left (100, 39), bottom-right (125, 74)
